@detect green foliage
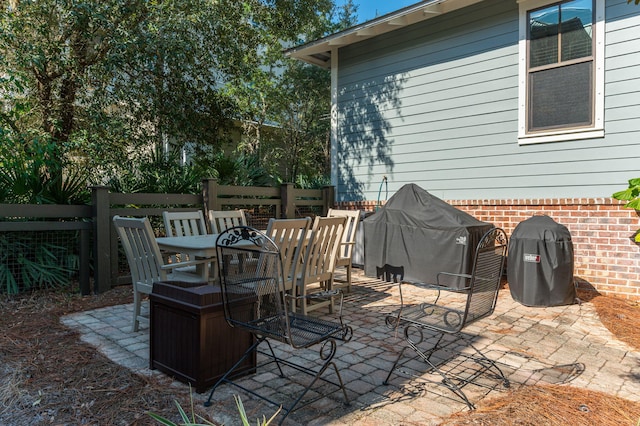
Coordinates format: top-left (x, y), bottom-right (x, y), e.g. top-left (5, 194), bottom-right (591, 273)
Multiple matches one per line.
top-left (147, 393), bottom-right (215, 426)
top-left (0, 131), bottom-right (87, 295)
top-left (294, 174), bottom-right (331, 190)
top-left (107, 148), bottom-right (204, 194)
top-left (216, 154), bottom-right (275, 187)
top-left (215, 0), bottom-right (355, 185)
top-left (0, 233), bottom-right (74, 294)
top-left (613, 178), bottom-right (640, 209)
top-left (0, 131), bottom-right (90, 204)
top-left (234, 395), bottom-right (280, 426)
top-left (612, 178), bottom-right (640, 242)
top-left (95, 0), bottom-right (239, 154)
top-left (0, 0), bottom-right (343, 186)
top-left (147, 393), bottom-right (280, 426)
top-left (0, 0), bottom-right (346, 296)
top-left (106, 147), bottom-right (275, 194)
top-left (264, 61), bottom-right (332, 183)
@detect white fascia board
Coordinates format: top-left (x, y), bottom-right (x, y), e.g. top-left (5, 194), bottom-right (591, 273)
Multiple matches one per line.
top-left (285, 0), bottom-right (485, 68)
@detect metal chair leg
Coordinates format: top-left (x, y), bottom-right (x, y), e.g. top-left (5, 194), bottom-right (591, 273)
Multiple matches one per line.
top-left (204, 336), bottom-right (264, 407)
top-left (384, 326), bottom-right (509, 410)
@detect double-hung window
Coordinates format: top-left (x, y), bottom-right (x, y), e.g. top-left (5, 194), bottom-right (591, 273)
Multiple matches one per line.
top-left (518, 0), bottom-right (604, 144)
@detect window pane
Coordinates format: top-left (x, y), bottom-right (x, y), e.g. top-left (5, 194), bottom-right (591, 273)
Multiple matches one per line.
top-left (561, 0), bottom-right (593, 61)
top-left (530, 5), bottom-right (559, 68)
top-left (529, 61), bottom-right (592, 130)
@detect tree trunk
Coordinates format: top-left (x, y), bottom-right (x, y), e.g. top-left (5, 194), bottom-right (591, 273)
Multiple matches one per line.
top-left (53, 72), bottom-right (77, 143)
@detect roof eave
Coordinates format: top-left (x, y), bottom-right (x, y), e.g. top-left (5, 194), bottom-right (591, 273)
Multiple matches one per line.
top-left (285, 0), bottom-right (485, 69)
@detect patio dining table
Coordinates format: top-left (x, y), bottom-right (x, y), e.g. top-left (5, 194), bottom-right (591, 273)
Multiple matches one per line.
top-left (156, 232), bottom-right (269, 281)
top-left (156, 234), bottom-right (220, 281)
top-left (156, 234), bottom-right (220, 258)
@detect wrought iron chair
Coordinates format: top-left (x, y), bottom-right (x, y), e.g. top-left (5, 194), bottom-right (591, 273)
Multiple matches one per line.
top-left (113, 215), bottom-right (209, 332)
top-left (204, 226), bottom-right (352, 424)
top-left (383, 227), bottom-right (510, 409)
top-left (327, 208), bottom-right (360, 293)
top-left (209, 209), bottom-right (254, 273)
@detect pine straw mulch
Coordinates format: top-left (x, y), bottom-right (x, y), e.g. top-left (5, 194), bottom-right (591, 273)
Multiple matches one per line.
top-left (442, 385), bottom-right (640, 426)
top-left (0, 286), bottom-right (204, 426)
top-left (0, 286), bottom-right (639, 425)
top-left (587, 289), bottom-right (640, 351)
top-left (443, 288), bottom-right (640, 426)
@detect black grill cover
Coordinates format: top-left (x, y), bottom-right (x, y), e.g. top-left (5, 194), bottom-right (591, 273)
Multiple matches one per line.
top-left (507, 215), bottom-right (575, 307)
top-left (363, 184), bottom-right (493, 288)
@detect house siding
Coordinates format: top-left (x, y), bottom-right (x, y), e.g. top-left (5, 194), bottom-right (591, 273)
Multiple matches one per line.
top-left (335, 0), bottom-right (640, 202)
top-left (333, 0), bottom-right (640, 300)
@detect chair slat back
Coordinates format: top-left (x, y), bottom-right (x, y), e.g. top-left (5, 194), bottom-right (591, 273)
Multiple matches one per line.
top-left (113, 216), bottom-right (166, 290)
top-left (463, 228), bottom-right (508, 324)
top-left (216, 227), bottom-right (289, 337)
top-left (300, 216), bottom-right (346, 284)
top-left (265, 218), bottom-right (312, 291)
top-left (327, 209), bottom-right (360, 260)
top-left (163, 210), bottom-right (208, 237)
top-left (209, 210), bottom-right (247, 234)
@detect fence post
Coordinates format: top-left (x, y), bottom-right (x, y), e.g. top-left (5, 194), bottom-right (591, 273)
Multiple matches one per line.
top-left (92, 185), bottom-right (111, 294)
top-left (281, 183), bottom-right (295, 218)
top-left (79, 228), bottom-right (90, 295)
top-left (202, 178), bottom-right (219, 213)
top-left (323, 185), bottom-right (335, 215)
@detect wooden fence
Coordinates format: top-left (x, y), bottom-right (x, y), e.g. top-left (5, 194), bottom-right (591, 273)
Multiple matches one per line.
top-left (1, 179), bottom-right (335, 294)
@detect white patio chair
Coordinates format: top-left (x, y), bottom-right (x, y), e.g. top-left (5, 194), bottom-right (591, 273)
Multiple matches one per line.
top-left (264, 218), bottom-right (312, 312)
top-left (162, 210), bottom-right (209, 270)
top-left (113, 215), bottom-right (209, 332)
top-left (208, 210), bottom-right (247, 234)
top-left (163, 210), bottom-right (208, 238)
top-left (327, 208), bottom-right (361, 292)
top-left (295, 215), bottom-right (346, 315)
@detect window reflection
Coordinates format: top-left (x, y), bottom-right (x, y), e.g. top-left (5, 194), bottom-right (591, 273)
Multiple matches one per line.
top-left (529, 0), bottom-right (593, 68)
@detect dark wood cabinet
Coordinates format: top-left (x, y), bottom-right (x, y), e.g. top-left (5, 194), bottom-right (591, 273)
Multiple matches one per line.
top-left (149, 281), bottom-right (256, 393)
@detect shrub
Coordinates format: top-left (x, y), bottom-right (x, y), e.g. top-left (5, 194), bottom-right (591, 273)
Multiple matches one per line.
top-left (613, 177), bottom-right (640, 242)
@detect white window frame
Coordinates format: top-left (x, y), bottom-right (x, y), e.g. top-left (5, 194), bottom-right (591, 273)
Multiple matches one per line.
top-left (517, 0), bottom-right (605, 145)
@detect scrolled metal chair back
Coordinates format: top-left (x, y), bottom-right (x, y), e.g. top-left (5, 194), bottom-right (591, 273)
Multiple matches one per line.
top-left (465, 228), bottom-right (508, 323)
top-left (216, 226), bottom-right (289, 332)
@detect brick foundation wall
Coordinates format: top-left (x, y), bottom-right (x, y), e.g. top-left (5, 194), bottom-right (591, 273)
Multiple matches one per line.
top-left (337, 198), bottom-right (640, 300)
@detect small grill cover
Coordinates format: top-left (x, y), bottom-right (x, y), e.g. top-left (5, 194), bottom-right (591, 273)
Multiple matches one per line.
top-left (507, 215), bottom-right (575, 307)
top-left (363, 183), bottom-right (493, 288)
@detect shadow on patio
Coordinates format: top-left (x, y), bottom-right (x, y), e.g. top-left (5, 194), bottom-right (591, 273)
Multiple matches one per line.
top-left (61, 269), bottom-right (640, 425)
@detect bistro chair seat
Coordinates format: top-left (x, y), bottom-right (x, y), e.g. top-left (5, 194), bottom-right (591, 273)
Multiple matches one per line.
top-left (383, 227), bottom-right (510, 409)
top-left (204, 226), bottom-right (352, 425)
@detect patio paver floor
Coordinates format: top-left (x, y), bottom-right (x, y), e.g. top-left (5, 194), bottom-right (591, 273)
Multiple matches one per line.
top-left (61, 270), bottom-right (640, 425)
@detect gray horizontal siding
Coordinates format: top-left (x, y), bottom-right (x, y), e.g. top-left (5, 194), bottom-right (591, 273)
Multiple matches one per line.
top-left (334, 0), bottom-right (640, 202)
top-left (339, 1), bottom-right (517, 81)
top-left (343, 136), bottom-right (636, 170)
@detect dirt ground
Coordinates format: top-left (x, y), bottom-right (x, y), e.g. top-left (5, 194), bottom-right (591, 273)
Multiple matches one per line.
top-left (0, 286), bottom-right (639, 425)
